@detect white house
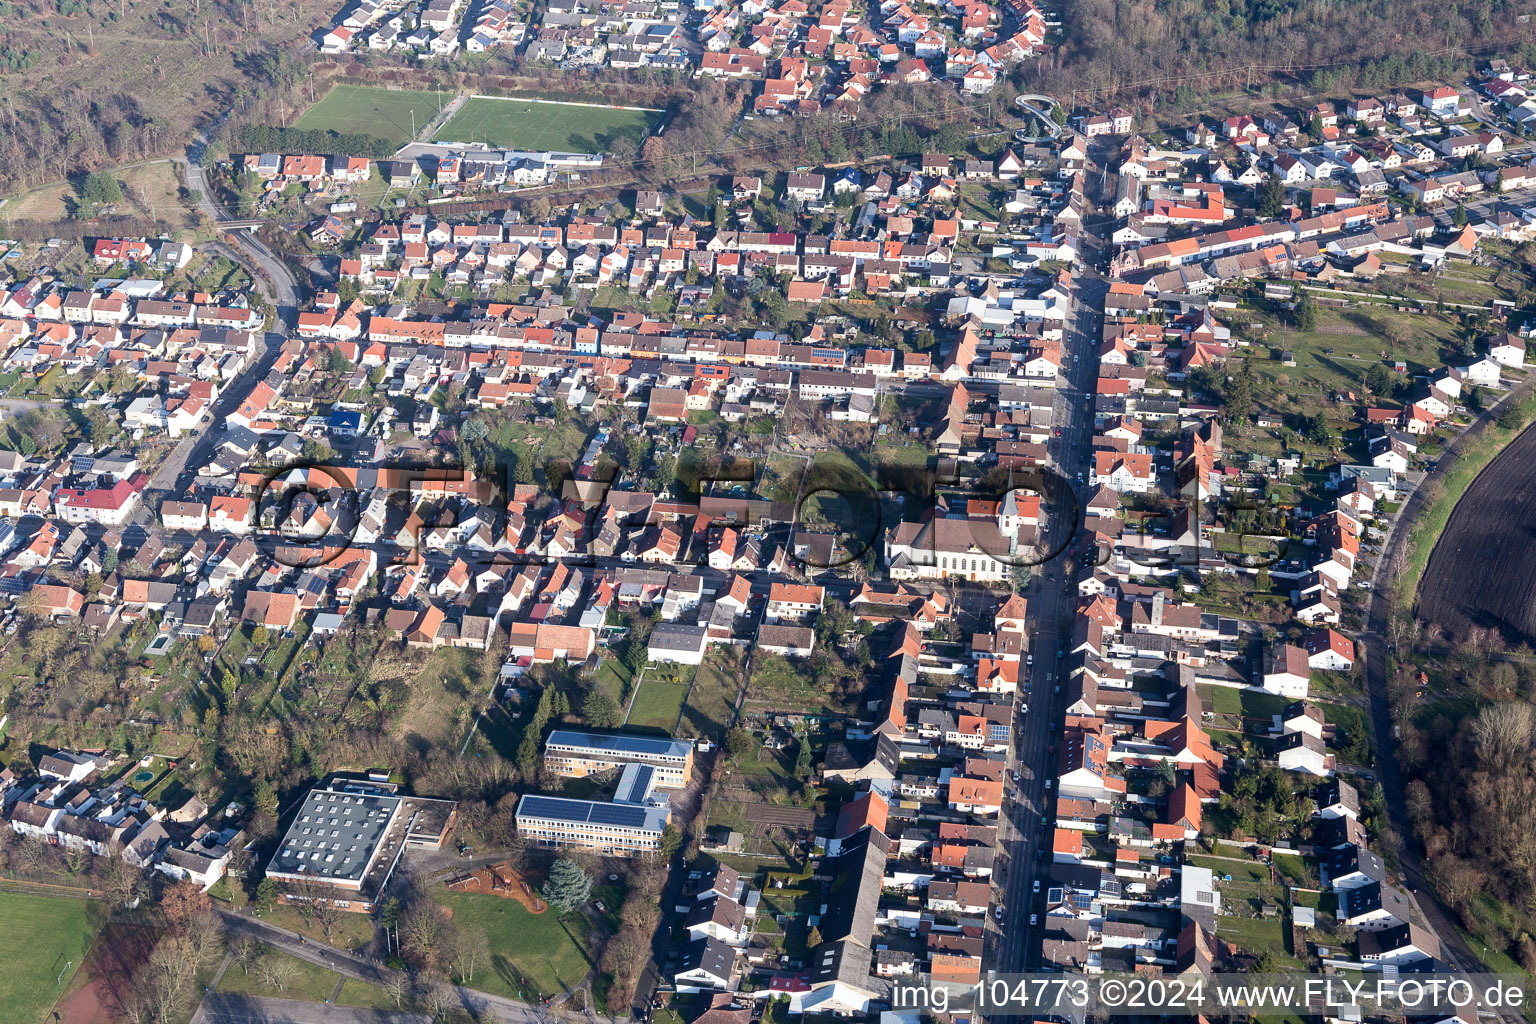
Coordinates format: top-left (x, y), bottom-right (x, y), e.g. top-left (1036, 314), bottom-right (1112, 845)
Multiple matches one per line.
top-left (161, 500), bottom-right (209, 531)
top-left (1489, 333), bottom-right (1526, 368)
top-left (1260, 644), bottom-right (1311, 698)
top-left (648, 623), bottom-right (709, 665)
top-left (1303, 629), bottom-right (1354, 671)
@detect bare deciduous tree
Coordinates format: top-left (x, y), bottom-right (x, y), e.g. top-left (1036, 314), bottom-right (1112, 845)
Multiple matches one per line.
top-left (255, 951), bottom-right (299, 992)
top-left (383, 970), bottom-right (413, 1010)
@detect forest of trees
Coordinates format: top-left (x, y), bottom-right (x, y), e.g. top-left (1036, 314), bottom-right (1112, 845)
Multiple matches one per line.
top-left (238, 123), bottom-right (397, 160)
top-left (1017, 0), bottom-right (1529, 105)
top-left (1400, 700), bottom-right (1536, 972)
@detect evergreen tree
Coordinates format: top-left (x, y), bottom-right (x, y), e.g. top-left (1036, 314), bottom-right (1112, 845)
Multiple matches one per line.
top-left (79, 171), bottom-right (122, 206)
top-left (1222, 360), bottom-right (1257, 424)
top-left (1294, 291), bottom-right (1318, 332)
top-left (1257, 175), bottom-right (1287, 218)
top-left (582, 690), bottom-right (622, 729)
top-left (1158, 759), bottom-right (1177, 787)
top-left (254, 877), bottom-right (278, 913)
top-left (1365, 362), bottom-right (1393, 395)
top-left (541, 857), bottom-right (594, 913)
top-left (1306, 413), bottom-right (1332, 445)
top-left (725, 727), bottom-right (754, 759)
top-left (659, 824), bottom-right (683, 859)
top-left (793, 735), bottom-right (814, 780)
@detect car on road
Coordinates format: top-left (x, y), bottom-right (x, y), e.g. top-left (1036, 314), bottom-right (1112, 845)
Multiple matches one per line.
top-left (1040, 815), bottom-right (1049, 826)
top-left (1030, 914), bottom-right (1039, 926)
top-left (1033, 879), bottom-right (1041, 893)
top-left (995, 905), bottom-right (1005, 922)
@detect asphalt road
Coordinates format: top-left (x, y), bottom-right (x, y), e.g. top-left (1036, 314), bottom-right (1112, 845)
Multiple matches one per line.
top-left (993, 137), bottom-right (1116, 972)
top-left (183, 116), bottom-right (300, 321)
top-left (195, 993), bottom-right (429, 1024)
top-left (214, 912), bottom-right (566, 1024)
top-left (134, 119), bottom-right (306, 514)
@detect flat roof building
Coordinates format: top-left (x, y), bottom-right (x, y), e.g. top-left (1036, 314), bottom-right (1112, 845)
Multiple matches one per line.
top-left (544, 729), bottom-right (694, 788)
top-left (266, 777), bottom-right (457, 912)
top-left (515, 793), bottom-right (671, 857)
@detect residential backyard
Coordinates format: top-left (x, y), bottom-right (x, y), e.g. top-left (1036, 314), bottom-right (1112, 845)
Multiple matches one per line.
top-left (626, 677), bottom-right (688, 731)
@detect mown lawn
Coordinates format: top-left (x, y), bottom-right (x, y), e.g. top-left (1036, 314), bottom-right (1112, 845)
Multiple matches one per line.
top-left (1214, 915), bottom-right (1303, 967)
top-left (218, 950), bottom-right (341, 1004)
top-left (433, 96), bottom-right (662, 153)
top-left (293, 84), bottom-right (447, 145)
top-left (254, 902), bottom-right (375, 951)
top-left (1246, 303), bottom-right (1458, 403)
top-left (627, 677), bottom-right (687, 731)
top-left (0, 893), bottom-right (104, 1024)
top-left (432, 889), bottom-right (597, 1000)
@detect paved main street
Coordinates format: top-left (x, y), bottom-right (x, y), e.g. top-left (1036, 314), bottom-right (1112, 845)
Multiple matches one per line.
top-left (993, 136), bottom-right (1116, 972)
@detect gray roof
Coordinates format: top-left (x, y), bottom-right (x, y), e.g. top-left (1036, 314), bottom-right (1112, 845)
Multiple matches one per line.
top-left (679, 936), bottom-right (735, 983)
top-left (818, 826), bottom-right (890, 947)
top-left (546, 729), bottom-right (692, 760)
top-left (648, 622), bottom-right (709, 651)
top-left (268, 784), bottom-right (401, 884)
top-left (516, 794), bottom-right (669, 834)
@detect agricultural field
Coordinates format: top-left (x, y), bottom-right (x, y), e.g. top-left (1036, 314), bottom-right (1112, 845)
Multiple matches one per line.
top-left (0, 893), bottom-right (104, 1024)
top-left (432, 97), bottom-right (663, 154)
top-left (293, 84), bottom-right (449, 147)
top-left (1416, 404), bottom-right (1536, 642)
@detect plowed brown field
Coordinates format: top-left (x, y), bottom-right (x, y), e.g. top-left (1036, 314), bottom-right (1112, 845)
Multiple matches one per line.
top-left (1418, 421), bottom-right (1536, 642)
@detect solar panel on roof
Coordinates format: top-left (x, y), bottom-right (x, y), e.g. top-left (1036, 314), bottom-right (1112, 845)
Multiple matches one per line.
top-left (547, 730), bottom-right (688, 757)
top-left (519, 795), bottom-right (580, 820)
top-left (587, 802), bottom-right (651, 828)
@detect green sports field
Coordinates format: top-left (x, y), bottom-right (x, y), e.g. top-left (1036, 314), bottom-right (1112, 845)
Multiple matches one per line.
top-left (292, 84), bottom-right (449, 146)
top-left (432, 96), bottom-right (664, 153)
top-left (0, 892), bottom-right (104, 1023)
